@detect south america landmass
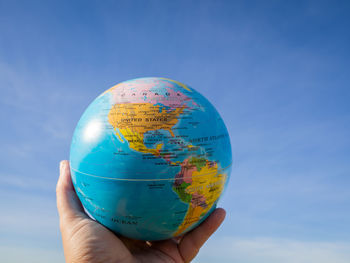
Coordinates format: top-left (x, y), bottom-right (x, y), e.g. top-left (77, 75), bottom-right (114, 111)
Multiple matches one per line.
top-left (172, 156), bottom-right (227, 236)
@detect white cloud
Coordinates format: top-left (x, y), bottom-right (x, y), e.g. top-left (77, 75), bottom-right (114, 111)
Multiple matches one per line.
top-left (0, 186), bottom-right (64, 262)
top-left (0, 184), bottom-right (59, 239)
top-left (195, 237), bottom-right (350, 263)
top-left (0, 245), bottom-right (64, 263)
top-left (0, 62), bottom-right (83, 142)
top-left (0, 173), bottom-right (55, 192)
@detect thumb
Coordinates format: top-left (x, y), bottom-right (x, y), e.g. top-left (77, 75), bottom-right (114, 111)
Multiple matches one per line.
top-left (56, 160), bottom-right (87, 222)
top-left (179, 208), bottom-right (226, 262)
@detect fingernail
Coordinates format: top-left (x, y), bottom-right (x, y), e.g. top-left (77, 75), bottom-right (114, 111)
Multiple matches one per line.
top-left (60, 161), bottom-right (66, 172)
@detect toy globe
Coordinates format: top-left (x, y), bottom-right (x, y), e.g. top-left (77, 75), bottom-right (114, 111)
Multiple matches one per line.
top-left (70, 77), bottom-right (232, 241)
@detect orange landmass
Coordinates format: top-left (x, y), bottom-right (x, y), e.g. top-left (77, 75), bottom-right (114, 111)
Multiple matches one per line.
top-left (108, 103), bottom-right (184, 155)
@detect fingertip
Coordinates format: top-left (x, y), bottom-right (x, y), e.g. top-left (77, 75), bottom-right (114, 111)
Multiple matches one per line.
top-left (178, 207), bottom-right (227, 262)
top-left (58, 160), bottom-right (73, 191)
top-left (200, 207), bottom-right (226, 236)
top-left (213, 207), bottom-right (226, 224)
top-left (56, 160), bottom-right (86, 220)
top-left (60, 160), bottom-right (69, 173)
top-left (60, 160), bottom-right (66, 170)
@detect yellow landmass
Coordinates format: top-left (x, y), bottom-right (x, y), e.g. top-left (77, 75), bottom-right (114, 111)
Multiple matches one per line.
top-left (174, 161), bottom-right (227, 236)
top-left (160, 77), bottom-right (192, 92)
top-left (108, 103), bottom-right (184, 155)
top-left (101, 83), bottom-right (123, 96)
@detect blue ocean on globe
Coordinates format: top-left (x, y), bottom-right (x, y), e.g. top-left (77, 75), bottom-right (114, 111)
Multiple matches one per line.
top-left (70, 77), bottom-right (232, 241)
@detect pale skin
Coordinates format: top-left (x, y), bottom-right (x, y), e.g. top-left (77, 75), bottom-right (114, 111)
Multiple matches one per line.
top-left (56, 160), bottom-right (226, 263)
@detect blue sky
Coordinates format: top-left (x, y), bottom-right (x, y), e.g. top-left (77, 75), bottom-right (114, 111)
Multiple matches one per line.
top-left (0, 0), bottom-right (350, 262)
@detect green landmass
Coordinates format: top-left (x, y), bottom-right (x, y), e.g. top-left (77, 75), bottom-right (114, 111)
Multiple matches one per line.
top-left (173, 182), bottom-right (192, 203)
top-left (189, 157), bottom-right (207, 171)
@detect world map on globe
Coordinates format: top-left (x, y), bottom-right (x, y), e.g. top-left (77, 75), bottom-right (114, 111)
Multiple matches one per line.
top-left (70, 77), bottom-right (232, 241)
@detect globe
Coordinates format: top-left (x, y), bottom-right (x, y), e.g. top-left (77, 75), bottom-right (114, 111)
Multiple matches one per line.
top-left (70, 77), bottom-right (232, 241)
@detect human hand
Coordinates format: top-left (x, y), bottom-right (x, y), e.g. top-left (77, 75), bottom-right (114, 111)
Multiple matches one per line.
top-left (56, 160), bottom-right (226, 263)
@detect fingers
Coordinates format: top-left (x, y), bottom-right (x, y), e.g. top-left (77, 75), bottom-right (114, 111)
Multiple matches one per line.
top-left (56, 160), bottom-right (86, 222)
top-left (149, 239), bottom-right (184, 263)
top-left (178, 208), bottom-right (226, 263)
